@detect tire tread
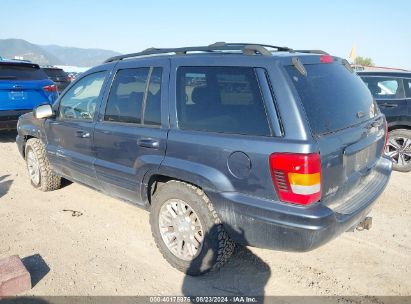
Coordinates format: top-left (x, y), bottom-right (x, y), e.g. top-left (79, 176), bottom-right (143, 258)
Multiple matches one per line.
top-left (26, 138), bottom-right (61, 191)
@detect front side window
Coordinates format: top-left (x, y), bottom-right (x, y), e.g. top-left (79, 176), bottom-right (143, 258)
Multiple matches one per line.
top-left (58, 71), bottom-right (107, 120)
top-left (361, 77), bottom-right (405, 99)
top-left (176, 66), bottom-right (271, 136)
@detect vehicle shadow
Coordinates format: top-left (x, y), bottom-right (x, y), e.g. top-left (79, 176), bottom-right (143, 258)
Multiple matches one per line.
top-left (0, 297), bottom-right (49, 304)
top-left (0, 175), bottom-right (13, 198)
top-left (182, 226), bottom-right (270, 300)
top-left (0, 130), bottom-right (17, 143)
top-left (21, 254), bottom-right (50, 288)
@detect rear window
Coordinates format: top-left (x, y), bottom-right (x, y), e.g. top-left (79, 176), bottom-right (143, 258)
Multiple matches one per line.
top-left (0, 63), bottom-right (48, 80)
top-left (43, 68), bottom-right (67, 78)
top-left (286, 63), bottom-right (377, 135)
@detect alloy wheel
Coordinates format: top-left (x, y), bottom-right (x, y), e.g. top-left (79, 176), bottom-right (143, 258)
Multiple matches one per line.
top-left (27, 150), bottom-right (40, 185)
top-left (385, 136), bottom-right (411, 168)
top-left (158, 199), bottom-right (204, 261)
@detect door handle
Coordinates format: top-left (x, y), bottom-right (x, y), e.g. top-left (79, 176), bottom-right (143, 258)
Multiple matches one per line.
top-left (137, 138), bottom-right (160, 149)
top-left (75, 130), bottom-right (90, 138)
top-left (379, 103), bottom-right (398, 108)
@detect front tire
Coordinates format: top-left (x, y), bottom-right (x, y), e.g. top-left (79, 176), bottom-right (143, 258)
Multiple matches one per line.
top-left (385, 129), bottom-right (411, 172)
top-left (150, 181), bottom-right (235, 276)
top-left (25, 138), bottom-right (61, 191)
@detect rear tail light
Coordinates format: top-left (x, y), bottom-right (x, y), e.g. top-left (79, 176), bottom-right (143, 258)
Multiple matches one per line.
top-left (269, 153), bottom-right (322, 205)
top-left (43, 84), bottom-right (58, 92)
top-left (383, 119), bottom-right (388, 155)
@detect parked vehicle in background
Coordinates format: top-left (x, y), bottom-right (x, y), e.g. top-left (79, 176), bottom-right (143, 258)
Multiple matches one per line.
top-left (16, 43), bottom-right (391, 275)
top-left (41, 66), bottom-right (71, 93)
top-left (0, 59), bottom-right (58, 130)
top-left (67, 72), bottom-right (80, 82)
top-left (352, 65), bottom-right (409, 73)
top-left (359, 71), bottom-right (411, 172)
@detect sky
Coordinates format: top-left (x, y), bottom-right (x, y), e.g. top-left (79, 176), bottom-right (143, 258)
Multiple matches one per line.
top-left (0, 0), bottom-right (410, 69)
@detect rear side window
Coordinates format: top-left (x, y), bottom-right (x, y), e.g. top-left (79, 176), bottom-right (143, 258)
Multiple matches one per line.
top-left (105, 68), bottom-right (149, 124)
top-left (286, 63), bottom-right (377, 135)
top-left (104, 67), bottom-right (162, 126)
top-left (144, 67), bottom-right (162, 126)
top-left (361, 77), bottom-right (405, 99)
top-left (0, 63), bottom-right (48, 80)
top-left (177, 66), bottom-right (271, 136)
top-left (405, 79), bottom-right (411, 98)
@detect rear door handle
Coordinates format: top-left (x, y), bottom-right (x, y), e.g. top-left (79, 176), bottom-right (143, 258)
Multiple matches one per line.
top-left (379, 103), bottom-right (398, 108)
top-left (75, 130), bottom-right (90, 138)
top-left (137, 138), bottom-right (160, 149)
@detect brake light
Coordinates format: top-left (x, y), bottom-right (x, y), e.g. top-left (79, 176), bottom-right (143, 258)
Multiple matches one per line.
top-left (320, 55), bottom-right (333, 63)
top-left (43, 84), bottom-right (58, 92)
top-left (383, 119), bottom-right (388, 155)
top-left (269, 153), bottom-right (322, 205)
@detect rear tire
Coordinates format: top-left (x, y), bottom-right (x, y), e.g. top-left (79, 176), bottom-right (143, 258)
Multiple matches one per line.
top-left (385, 129), bottom-right (411, 172)
top-left (150, 180), bottom-right (235, 276)
top-left (25, 138), bottom-right (61, 191)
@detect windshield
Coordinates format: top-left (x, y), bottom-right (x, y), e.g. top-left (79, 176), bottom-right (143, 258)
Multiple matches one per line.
top-left (286, 63), bottom-right (377, 135)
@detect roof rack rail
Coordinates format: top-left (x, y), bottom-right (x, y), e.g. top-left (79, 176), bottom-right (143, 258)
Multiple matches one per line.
top-left (294, 49), bottom-right (329, 55)
top-left (104, 42), bottom-right (293, 63)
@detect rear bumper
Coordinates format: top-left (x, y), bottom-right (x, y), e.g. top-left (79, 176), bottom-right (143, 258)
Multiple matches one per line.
top-left (210, 156), bottom-right (392, 252)
top-left (0, 110), bottom-right (31, 130)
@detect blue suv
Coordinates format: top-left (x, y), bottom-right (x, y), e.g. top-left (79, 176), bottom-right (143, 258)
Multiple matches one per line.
top-left (0, 59), bottom-right (58, 130)
top-left (359, 71), bottom-right (411, 172)
top-left (16, 43), bottom-right (392, 275)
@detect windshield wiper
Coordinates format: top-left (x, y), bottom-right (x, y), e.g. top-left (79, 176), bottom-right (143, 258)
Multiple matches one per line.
top-left (0, 76), bottom-right (17, 79)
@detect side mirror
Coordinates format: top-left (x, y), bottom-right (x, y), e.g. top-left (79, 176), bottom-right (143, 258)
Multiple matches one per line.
top-left (33, 104), bottom-right (54, 119)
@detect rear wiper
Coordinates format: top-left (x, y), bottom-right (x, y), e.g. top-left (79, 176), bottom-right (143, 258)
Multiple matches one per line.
top-left (0, 76), bottom-right (17, 79)
top-left (292, 57), bottom-right (307, 76)
top-left (342, 59), bottom-right (353, 73)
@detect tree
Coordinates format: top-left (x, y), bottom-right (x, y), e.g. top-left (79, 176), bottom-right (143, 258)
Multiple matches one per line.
top-left (354, 56), bottom-right (374, 66)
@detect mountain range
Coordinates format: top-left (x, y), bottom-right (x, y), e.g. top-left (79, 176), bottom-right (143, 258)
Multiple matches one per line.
top-left (0, 38), bottom-right (121, 67)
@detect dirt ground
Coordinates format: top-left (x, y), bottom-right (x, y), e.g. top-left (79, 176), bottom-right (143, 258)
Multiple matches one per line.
top-left (0, 130), bottom-right (410, 297)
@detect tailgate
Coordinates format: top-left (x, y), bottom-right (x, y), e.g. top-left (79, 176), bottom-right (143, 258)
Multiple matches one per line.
top-left (284, 56), bottom-right (387, 210)
top-left (0, 81), bottom-right (51, 110)
top-left (317, 116), bottom-right (386, 207)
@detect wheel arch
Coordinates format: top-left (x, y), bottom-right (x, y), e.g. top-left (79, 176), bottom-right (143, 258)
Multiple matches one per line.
top-left (21, 135), bottom-right (38, 158)
top-left (141, 159), bottom-right (234, 206)
top-left (388, 124), bottom-right (411, 132)
top-left (143, 173), bottom-right (207, 207)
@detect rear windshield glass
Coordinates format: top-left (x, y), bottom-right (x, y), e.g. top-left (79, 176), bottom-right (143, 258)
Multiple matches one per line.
top-left (285, 63), bottom-right (376, 135)
top-left (0, 64), bottom-right (48, 80)
top-left (43, 68), bottom-right (67, 78)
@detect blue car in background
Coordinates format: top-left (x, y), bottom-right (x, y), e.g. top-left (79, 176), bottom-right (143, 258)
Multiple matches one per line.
top-left (0, 59), bottom-right (58, 130)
